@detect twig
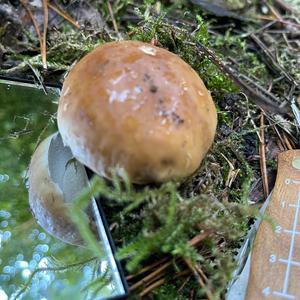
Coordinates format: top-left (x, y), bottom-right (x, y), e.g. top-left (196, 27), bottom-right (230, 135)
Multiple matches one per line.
top-left (184, 258), bottom-right (213, 300)
top-left (283, 132), bottom-right (294, 150)
top-left (21, 1), bottom-right (42, 41)
top-left (139, 278), bottom-right (166, 297)
top-left (48, 2), bottom-right (81, 29)
top-left (178, 275), bottom-right (192, 292)
top-left (107, 1), bottom-right (121, 38)
top-left (127, 232), bottom-right (209, 284)
top-left (255, 16), bottom-right (300, 29)
top-left (42, 0), bottom-right (48, 69)
top-left (241, 20), bottom-right (277, 38)
top-left (264, 0), bottom-right (283, 21)
top-left (273, 0), bottom-right (293, 12)
top-left (185, 41), bottom-right (289, 115)
top-left (269, 119), bottom-right (287, 151)
top-left (194, 263), bottom-right (208, 283)
top-left (239, 73), bottom-right (282, 104)
top-left (139, 269), bottom-right (190, 298)
top-left (20, 0), bottom-right (43, 64)
top-left (26, 62), bottom-right (47, 94)
top-left (188, 231), bottom-right (210, 247)
top-left (126, 257), bottom-right (169, 281)
top-left (221, 153), bottom-right (240, 187)
top-left (127, 232), bottom-right (210, 296)
top-left (129, 261), bottom-right (172, 291)
top-left (259, 112), bottom-right (269, 199)
top-left (250, 34), bottom-right (299, 87)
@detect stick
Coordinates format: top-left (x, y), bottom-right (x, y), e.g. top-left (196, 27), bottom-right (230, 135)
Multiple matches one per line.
top-left (129, 261), bottom-right (172, 291)
top-left (283, 133), bottom-right (294, 150)
top-left (185, 41), bottom-right (289, 115)
top-left (107, 1), bottom-right (120, 37)
top-left (42, 0), bottom-right (48, 69)
top-left (250, 34), bottom-right (298, 87)
top-left (139, 278), bottom-right (165, 297)
top-left (259, 112), bottom-right (270, 199)
top-left (184, 258), bottom-right (213, 300)
top-left (255, 16), bottom-right (300, 29)
top-left (126, 257), bottom-right (169, 281)
top-left (48, 2), bottom-right (81, 29)
top-left (139, 269), bottom-right (190, 297)
top-left (188, 231), bottom-right (210, 247)
top-left (20, 1), bottom-right (43, 57)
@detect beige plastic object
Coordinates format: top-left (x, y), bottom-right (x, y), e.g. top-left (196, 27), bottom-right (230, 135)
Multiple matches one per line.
top-left (28, 133), bottom-right (96, 246)
top-left (246, 150), bottom-right (300, 299)
top-left (58, 40), bottom-right (217, 184)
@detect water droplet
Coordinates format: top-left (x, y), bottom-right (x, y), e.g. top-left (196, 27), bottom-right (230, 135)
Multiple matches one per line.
top-left (2, 231), bottom-right (11, 241)
top-left (108, 89), bottom-right (130, 103)
top-left (3, 266), bottom-right (15, 274)
top-left (38, 257), bottom-right (48, 268)
top-left (22, 269), bottom-right (31, 279)
top-left (1, 221), bottom-right (8, 228)
top-left (41, 244), bottom-right (49, 252)
top-left (139, 45), bottom-right (157, 56)
top-left (161, 118), bottom-right (167, 125)
top-left (16, 254), bottom-right (24, 261)
top-left (134, 86), bottom-right (142, 94)
top-left (29, 260), bottom-right (37, 269)
top-left (0, 174), bottom-right (9, 183)
top-left (32, 229), bottom-right (39, 235)
top-left (0, 210), bottom-right (10, 219)
top-left (63, 103), bottom-right (69, 112)
top-left (32, 253), bottom-right (41, 261)
top-left (15, 260), bottom-right (28, 269)
top-left (38, 233), bottom-right (46, 241)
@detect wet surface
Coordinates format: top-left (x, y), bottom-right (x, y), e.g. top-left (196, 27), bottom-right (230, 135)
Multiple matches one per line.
top-left (0, 79), bottom-right (123, 299)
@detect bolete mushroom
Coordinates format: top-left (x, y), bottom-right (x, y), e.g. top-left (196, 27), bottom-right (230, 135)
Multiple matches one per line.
top-left (28, 132), bottom-right (96, 246)
top-left (58, 40), bottom-right (217, 184)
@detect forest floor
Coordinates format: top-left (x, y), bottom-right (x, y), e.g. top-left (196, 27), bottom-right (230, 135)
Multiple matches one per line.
top-left (1, 0), bottom-right (300, 299)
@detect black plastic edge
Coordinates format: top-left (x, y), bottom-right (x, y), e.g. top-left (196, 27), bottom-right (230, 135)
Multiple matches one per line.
top-left (93, 197), bottom-right (129, 299)
top-left (0, 74), bottom-right (62, 89)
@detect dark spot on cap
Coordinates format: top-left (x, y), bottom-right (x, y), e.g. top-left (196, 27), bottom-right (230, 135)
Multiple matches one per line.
top-left (171, 112), bottom-right (184, 125)
top-left (143, 73), bottom-right (151, 81)
top-left (161, 158), bottom-right (175, 167)
top-left (150, 85), bottom-right (158, 93)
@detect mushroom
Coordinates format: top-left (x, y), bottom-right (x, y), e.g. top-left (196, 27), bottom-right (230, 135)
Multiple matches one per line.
top-left (58, 40), bottom-right (217, 184)
top-left (28, 132), bottom-right (96, 246)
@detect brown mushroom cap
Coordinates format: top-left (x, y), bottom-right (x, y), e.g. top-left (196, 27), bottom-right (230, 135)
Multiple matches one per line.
top-left (58, 40), bottom-right (217, 184)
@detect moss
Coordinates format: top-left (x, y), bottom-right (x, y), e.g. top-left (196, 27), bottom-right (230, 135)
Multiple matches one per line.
top-left (128, 14), bottom-right (237, 94)
top-left (67, 174), bottom-right (255, 299)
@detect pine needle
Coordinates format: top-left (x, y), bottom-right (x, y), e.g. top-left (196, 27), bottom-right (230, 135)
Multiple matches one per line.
top-left (48, 2), bottom-right (81, 29)
top-left (42, 0), bottom-right (48, 69)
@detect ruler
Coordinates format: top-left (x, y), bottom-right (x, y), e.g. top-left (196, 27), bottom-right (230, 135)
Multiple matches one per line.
top-left (246, 150), bottom-right (300, 299)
